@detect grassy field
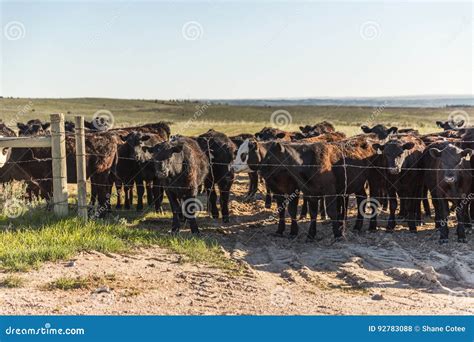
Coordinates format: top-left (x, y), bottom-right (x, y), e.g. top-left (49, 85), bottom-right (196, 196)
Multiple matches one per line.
top-left (1, 97), bottom-right (473, 137)
top-left (0, 97), bottom-right (473, 273)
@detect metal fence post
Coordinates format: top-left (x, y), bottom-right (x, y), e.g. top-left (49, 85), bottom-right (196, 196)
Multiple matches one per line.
top-left (75, 116), bottom-right (88, 220)
top-left (51, 113), bottom-right (68, 216)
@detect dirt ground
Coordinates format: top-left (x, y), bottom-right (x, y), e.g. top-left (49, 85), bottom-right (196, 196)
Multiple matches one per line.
top-left (1, 176), bottom-right (473, 315)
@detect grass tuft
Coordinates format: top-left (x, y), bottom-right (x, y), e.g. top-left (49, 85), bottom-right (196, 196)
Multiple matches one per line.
top-left (48, 276), bottom-right (89, 291)
top-left (0, 275), bottom-right (25, 288)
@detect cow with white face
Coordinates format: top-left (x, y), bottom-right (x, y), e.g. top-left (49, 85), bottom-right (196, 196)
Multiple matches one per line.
top-left (231, 138), bottom-right (273, 208)
top-left (0, 123), bottom-right (16, 168)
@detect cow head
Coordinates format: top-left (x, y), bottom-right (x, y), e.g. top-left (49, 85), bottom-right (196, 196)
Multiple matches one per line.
top-left (17, 120), bottom-right (51, 136)
top-left (429, 145), bottom-right (472, 184)
top-left (299, 121), bottom-right (335, 138)
top-left (436, 120), bottom-right (465, 131)
top-left (122, 132), bottom-right (153, 162)
top-left (255, 127), bottom-right (286, 141)
top-left (361, 124), bottom-right (398, 140)
top-left (144, 141), bottom-right (185, 179)
top-left (231, 139), bottom-right (261, 173)
top-left (372, 140), bottom-right (416, 175)
top-left (64, 121), bottom-right (75, 132)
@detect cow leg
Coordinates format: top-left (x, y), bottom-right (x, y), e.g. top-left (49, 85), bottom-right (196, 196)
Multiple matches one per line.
top-left (457, 201), bottom-right (468, 243)
top-left (217, 178), bottom-right (233, 223)
top-left (327, 195), bottom-right (343, 239)
top-left (319, 198), bottom-right (326, 220)
top-left (205, 177), bottom-right (219, 219)
top-left (407, 197), bottom-right (417, 232)
top-left (182, 195), bottom-right (200, 234)
top-left (124, 183), bottom-right (132, 210)
top-left (136, 179), bottom-right (144, 211)
top-left (167, 191), bottom-right (181, 233)
top-left (387, 189), bottom-right (397, 231)
top-left (274, 194), bottom-right (286, 236)
top-left (144, 181), bottom-right (153, 207)
top-left (115, 181), bottom-right (123, 209)
top-left (244, 172), bottom-right (258, 202)
top-left (307, 198), bottom-right (319, 240)
top-left (439, 199), bottom-right (450, 243)
top-left (353, 191), bottom-right (366, 231)
top-left (265, 184), bottom-right (272, 209)
top-left (288, 193), bottom-right (299, 237)
top-left (91, 173), bottom-right (109, 218)
top-left (152, 180), bottom-right (164, 213)
top-left (299, 196), bottom-right (308, 220)
top-left (422, 187), bottom-right (431, 217)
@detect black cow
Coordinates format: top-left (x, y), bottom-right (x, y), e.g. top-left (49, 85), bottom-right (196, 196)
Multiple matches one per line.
top-left (424, 142), bottom-right (472, 243)
top-left (144, 136), bottom-right (208, 234)
top-left (197, 129), bottom-right (236, 223)
top-left (373, 135), bottom-right (425, 231)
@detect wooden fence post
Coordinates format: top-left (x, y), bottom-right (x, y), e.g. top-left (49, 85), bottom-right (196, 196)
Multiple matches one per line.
top-left (51, 113), bottom-right (68, 216)
top-left (75, 116), bottom-right (88, 220)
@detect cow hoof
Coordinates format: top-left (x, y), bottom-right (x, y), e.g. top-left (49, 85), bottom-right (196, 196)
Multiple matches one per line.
top-left (458, 238), bottom-right (467, 243)
top-left (439, 238), bottom-right (449, 244)
top-left (306, 236), bottom-right (315, 242)
top-left (299, 215), bottom-right (306, 220)
top-left (271, 232), bottom-right (284, 237)
top-left (289, 233), bottom-right (298, 239)
top-left (115, 204), bottom-right (122, 209)
top-left (222, 217), bottom-right (230, 223)
top-left (333, 236), bottom-right (345, 243)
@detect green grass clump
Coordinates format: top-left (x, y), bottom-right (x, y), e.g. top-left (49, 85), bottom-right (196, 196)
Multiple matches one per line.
top-left (0, 275), bottom-right (25, 288)
top-left (48, 276), bottom-right (88, 290)
top-left (0, 212), bottom-right (240, 273)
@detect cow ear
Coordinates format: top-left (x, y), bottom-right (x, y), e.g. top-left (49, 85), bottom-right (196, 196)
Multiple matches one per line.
top-left (402, 142), bottom-right (415, 150)
top-left (299, 126), bottom-right (305, 132)
top-left (42, 123), bottom-right (51, 130)
top-left (436, 121), bottom-right (443, 128)
top-left (171, 144), bottom-right (184, 154)
top-left (388, 127), bottom-right (398, 135)
top-left (361, 125), bottom-right (371, 133)
top-left (140, 135), bottom-right (151, 142)
top-left (429, 148), bottom-right (442, 159)
top-left (17, 123), bottom-right (27, 130)
top-left (275, 132), bottom-right (286, 139)
top-left (457, 120), bottom-right (465, 128)
top-left (373, 143), bottom-right (384, 154)
top-left (460, 148), bottom-right (472, 161)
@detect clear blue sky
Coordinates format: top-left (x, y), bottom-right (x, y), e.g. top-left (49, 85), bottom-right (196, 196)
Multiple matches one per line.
top-left (1, 1), bottom-right (472, 99)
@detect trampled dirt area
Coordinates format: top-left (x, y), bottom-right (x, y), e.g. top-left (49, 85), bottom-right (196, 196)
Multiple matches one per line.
top-left (1, 176), bottom-right (473, 315)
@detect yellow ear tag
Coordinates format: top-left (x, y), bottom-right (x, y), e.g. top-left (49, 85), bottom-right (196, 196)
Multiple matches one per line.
top-left (376, 148), bottom-right (383, 155)
top-left (466, 154), bottom-right (471, 161)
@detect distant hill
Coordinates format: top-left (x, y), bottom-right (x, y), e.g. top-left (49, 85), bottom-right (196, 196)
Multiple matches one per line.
top-left (207, 95), bottom-right (474, 108)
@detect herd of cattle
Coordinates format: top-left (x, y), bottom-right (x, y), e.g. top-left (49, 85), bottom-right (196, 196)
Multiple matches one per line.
top-left (0, 117), bottom-right (473, 244)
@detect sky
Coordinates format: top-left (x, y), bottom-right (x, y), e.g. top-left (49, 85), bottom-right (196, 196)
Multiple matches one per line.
top-left (0, 0), bottom-right (472, 99)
